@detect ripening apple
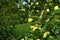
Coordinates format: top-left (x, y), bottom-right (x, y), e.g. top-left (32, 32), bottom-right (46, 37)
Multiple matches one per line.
top-left (46, 9), bottom-right (50, 12)
top-left (30, 26), bottom-right (35, 28)
top-left (35, 2), bottom-right (39, 5)
top-left (54, 6), bottom-right (59, 10)
top-left (43, 31), bottom-right (50, 38)
top-left (30, 25), bottom-right (38, 31)
top-left (28, 18), bottom-right (33, 22)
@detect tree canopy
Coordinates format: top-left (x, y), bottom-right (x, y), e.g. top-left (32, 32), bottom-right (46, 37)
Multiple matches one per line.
top-left (0, 0), bottom-right (60, 40)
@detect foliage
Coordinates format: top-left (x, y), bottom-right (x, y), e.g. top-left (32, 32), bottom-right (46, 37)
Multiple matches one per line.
top-left (0, 0), bottom-right (60, 40)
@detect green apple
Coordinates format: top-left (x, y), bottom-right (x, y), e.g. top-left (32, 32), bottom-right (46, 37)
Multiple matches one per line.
top-left (28, 18), bottom-right (33, 22)
top-left (54, 6), bottom-right (59, 10)
top-left (46, 9), bottom-right (50, 12)
top-left (35, 2), bottom-right (39, 5)
top-left (43, 31), bottom-right (50, 38)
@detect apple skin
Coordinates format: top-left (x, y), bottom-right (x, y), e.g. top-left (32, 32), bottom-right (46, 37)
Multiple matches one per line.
top-left (46, 9), bottom-right (50, 12)
top-left (28, 18), bottom-right (33, 22)
top-left (35, 2), bottom-right (39, 5)
top-left (54, 6), bottom-right (59, 10)
top-left (43, 31), bottom-right (50, 38)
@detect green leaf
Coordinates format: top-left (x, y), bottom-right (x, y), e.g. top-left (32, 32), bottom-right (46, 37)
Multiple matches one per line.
top-left (51, 9), bottom-right (60, 15)
top-left (47, 36), bottom-right (56, 40)
top-left (13, 23), bottom-right (31, 36)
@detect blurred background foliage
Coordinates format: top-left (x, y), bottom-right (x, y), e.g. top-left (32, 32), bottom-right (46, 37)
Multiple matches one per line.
top-left (0, 0), bottom-right (60, 40)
